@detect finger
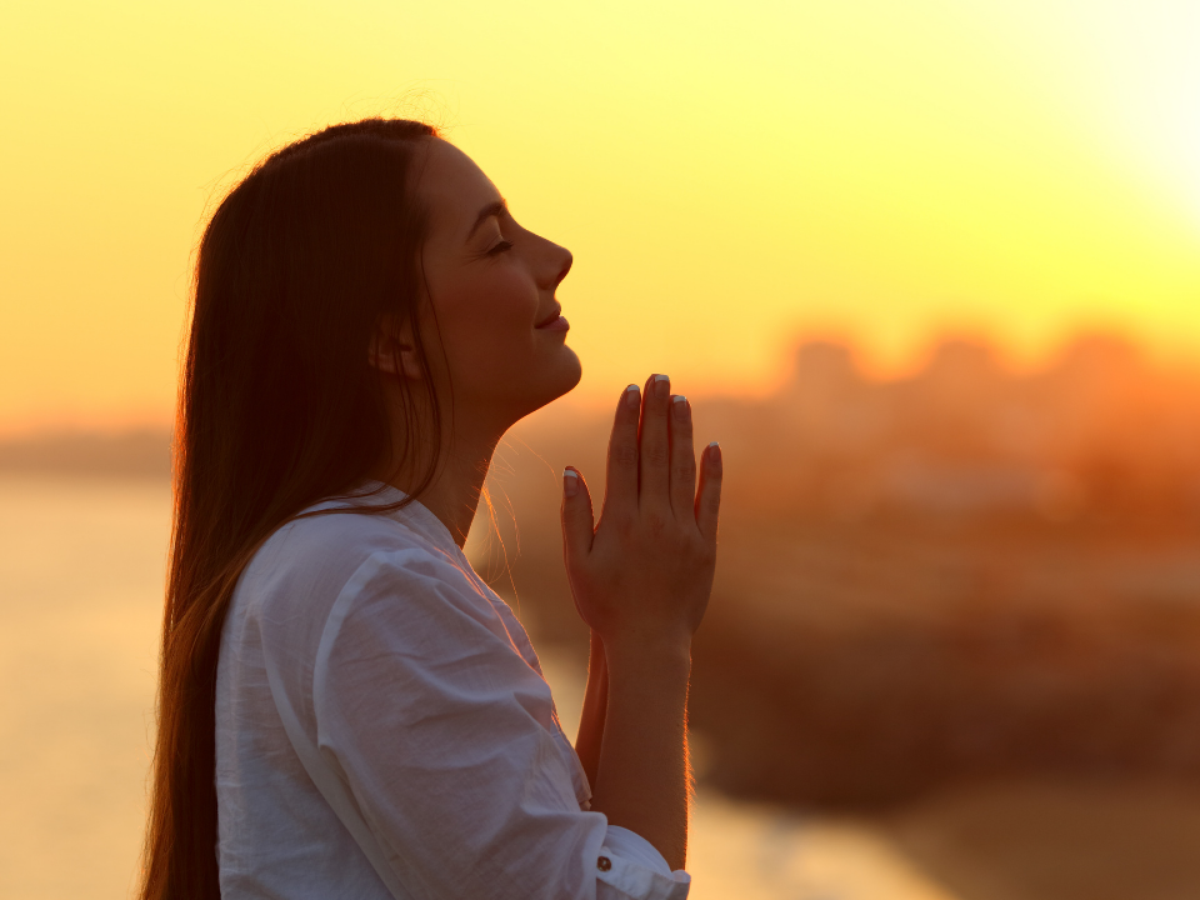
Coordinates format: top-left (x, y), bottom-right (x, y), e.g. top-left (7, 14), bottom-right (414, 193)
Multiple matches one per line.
top-left (639, 373), bottom-right (672, 506)
top-left (695, 442), bottom-right (723, 544)
top-left (668, 394), bottom-right (698, 521)
top-left (603, 384), bottom-right (641, 518)
top-left (561, 467), bottom-right (596, 559)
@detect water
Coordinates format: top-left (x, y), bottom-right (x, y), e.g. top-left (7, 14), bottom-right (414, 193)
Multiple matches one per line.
top-left (0, 476), bottom-right (167, 900)
top-left (0, 474), bottom-right (954, 900)
top-left (537, 644), bottom-right (956, 900)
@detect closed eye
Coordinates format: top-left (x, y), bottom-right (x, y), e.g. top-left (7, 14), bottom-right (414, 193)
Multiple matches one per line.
top-left (487, 240), bottom-right (514, 256)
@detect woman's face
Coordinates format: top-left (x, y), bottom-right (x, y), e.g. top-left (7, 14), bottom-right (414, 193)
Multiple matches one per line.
top-left (410, 137), bottom-right (581, 428)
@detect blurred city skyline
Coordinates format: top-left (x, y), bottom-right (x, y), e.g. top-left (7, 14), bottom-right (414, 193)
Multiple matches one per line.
top-left (8, 326), bottom-right (1200, 511)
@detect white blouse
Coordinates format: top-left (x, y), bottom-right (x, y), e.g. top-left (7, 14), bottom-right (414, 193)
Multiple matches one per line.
top-left (215, 480), bottom-right (691, 900)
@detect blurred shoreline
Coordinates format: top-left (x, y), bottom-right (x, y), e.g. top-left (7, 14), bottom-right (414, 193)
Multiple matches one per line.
top-left (0, 429), bottom-right (172, 480)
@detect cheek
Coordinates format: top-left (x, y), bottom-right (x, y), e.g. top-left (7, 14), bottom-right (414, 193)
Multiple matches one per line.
top-left (435, 269), bottom-right (538, 369)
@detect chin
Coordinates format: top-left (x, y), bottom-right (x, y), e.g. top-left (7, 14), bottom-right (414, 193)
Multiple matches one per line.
top-left (556, 347), bottom-right (583, 394)
top-left (538, 351), bottom-right (582, 407)
top-left (521, 349), bottom-right (583, 419)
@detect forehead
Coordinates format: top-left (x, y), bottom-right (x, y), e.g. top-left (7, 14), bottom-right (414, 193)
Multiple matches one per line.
top-left (415, 139), bottom-right (502, 240)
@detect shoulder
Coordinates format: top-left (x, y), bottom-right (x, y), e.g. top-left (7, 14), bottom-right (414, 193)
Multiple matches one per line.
top-left (233, 500), bottom-right (477, 639)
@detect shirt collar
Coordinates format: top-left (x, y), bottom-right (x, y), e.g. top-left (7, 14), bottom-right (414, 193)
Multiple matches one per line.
top-left (343, 478), bottom-right (465, 560)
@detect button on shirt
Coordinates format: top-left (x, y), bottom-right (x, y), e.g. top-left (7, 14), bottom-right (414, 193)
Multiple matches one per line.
top-left (215, 481), bottom-right (691, 900)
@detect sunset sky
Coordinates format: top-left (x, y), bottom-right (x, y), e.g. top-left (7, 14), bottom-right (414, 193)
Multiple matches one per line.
top-left (1, 0), bottom-right (1197, 433)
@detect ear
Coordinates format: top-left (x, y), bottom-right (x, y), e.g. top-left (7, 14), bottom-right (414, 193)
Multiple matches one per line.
top-left (368, 315), bottom-right (424, 382)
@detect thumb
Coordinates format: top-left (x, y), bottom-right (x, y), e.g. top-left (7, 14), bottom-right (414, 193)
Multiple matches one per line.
top-left (560, 467), bottom-right (595, 562)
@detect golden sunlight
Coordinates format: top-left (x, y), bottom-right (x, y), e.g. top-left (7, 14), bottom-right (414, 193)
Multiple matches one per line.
top-left (0, 0), bottom-right (1196, 430)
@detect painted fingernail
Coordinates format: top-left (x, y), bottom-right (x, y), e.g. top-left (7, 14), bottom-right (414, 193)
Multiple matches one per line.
top-left (563, 468), bottom-right (579, 497)
top-left (673, 395), bottom-right (688, 418)
top-left (654, 373), bottom-right (670, 398)
top-left (624, 384), bottom-right (640, 409)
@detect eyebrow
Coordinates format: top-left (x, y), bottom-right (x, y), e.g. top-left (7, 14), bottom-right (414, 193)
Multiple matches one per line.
top-left (466, 199), bottom-right (508, 242)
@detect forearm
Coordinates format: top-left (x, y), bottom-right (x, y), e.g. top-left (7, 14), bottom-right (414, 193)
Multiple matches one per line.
top-left (574, 630), bottom-right (608, 791)
top-left (586, 637), bottom-right (692, 871)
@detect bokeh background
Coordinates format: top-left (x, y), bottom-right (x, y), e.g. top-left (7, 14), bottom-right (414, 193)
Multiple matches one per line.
top-left (2, 1), bottom-right (1199, 898)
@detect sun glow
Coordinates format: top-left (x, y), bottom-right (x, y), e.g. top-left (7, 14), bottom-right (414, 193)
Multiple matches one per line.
top-left (0, 0), bottom-right (1197, 431)
top-left (1078, 2), bottom-right (1200, 229)
top-left (976, 0), bottom-right (1200, 231)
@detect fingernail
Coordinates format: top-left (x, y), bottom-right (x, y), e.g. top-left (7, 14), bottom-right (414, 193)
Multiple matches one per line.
top-left (672, 395), bottom-right (688, 419)
top-left (624, 384), bottom-right (640, 409)
top-left (654, 373), bottom-right (670, 398)
top-left (708, 441), bottom-right (721, 465)
top-left (563, 468), bottom-right (579, 497)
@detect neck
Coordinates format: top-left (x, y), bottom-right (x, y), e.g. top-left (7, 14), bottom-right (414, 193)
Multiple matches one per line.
top-left (374, 415), bottom-right (503, 550)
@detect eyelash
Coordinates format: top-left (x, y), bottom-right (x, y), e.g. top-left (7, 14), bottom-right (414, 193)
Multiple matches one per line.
top-left (487, 240), bottom-right (513, 256)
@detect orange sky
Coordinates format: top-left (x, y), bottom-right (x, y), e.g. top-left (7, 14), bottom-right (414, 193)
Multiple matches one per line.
top-left (1, 0), bottom-right (1197, 434)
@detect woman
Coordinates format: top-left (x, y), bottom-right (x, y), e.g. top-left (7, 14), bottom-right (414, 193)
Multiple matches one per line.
top-left (141, 118), bottom-right (722, 900)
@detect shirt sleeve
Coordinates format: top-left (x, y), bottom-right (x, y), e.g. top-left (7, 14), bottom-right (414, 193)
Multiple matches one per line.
top-left (598, 827), bottom-right (690, 900)
top-left (310, 547), bottom-right (691, 900)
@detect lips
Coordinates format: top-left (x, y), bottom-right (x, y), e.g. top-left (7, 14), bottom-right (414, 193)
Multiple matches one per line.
top-left (534, 303), bottom-right (563, 328)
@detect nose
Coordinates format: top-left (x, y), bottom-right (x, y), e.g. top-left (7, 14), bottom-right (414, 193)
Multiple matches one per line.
top-left (540, 241), bottom-right (573, 291)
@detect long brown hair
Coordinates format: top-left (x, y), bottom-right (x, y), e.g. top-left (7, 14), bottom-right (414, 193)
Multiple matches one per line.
top-left (141, 118), bottom-right (442, 899)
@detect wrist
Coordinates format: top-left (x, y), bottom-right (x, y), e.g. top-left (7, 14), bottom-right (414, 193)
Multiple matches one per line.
top-left (603, 630), bottom-right (692, 676)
